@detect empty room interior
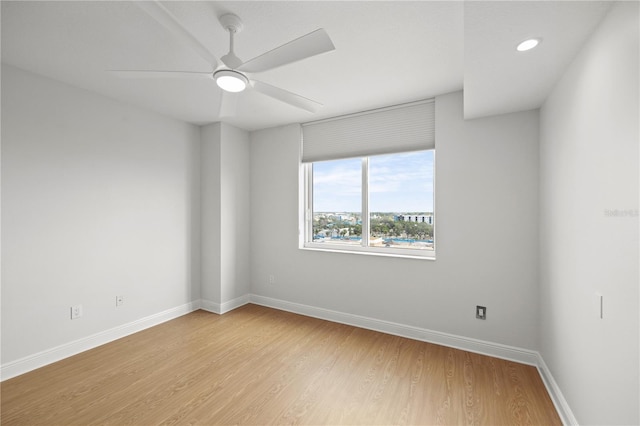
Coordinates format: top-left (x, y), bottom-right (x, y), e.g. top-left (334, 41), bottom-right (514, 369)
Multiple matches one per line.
top-left (1, 1), bottom-right (638, 425)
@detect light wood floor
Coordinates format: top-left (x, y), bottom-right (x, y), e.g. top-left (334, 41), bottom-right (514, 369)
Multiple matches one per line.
top-left (1, 304), bottom-right (561, 425)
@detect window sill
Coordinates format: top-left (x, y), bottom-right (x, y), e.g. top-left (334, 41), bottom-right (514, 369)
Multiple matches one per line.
top-left (301, 243), bottom-right (436, 260)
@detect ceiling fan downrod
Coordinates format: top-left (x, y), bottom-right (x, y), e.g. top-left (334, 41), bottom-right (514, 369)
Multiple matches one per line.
top-left (219, 13), bottom-right (244, 69)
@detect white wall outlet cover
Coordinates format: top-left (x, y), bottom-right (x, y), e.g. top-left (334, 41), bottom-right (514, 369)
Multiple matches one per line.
top-left (476, 305), bottom-right (487, 320)
top-left (70, 305), bottom-right (83, 319)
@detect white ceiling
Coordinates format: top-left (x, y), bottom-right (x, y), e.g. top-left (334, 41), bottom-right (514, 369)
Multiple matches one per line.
top-left (464, 1), bottom-right (612, 119)
top-left (1, 1), bottom-right (612, 131)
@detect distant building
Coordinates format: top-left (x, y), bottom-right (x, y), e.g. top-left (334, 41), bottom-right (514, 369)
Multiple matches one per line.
top-left (331, 214), bottom-right (357, 225)
top-left (396, 214), bottom-right (434, 225)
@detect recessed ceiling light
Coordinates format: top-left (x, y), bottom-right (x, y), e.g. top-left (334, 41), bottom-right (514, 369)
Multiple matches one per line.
top-left (214, 69), bottom-right (249, 93)
top-left (516, 38), bottom-right (541, 52)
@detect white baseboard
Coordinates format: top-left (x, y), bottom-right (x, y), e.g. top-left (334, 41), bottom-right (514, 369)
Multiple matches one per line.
top-left (200, 294), bottom-right (250, 315)
top-left (249, 294), bottom-right (539, 365)
top-left (0, 300), bottom-right (200, 381)
top-left (536, 354), bottom-right (579, 425)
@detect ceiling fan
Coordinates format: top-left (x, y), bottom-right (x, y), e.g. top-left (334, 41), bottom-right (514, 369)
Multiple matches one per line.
top-left (112, 1), bottom-right (335, 116)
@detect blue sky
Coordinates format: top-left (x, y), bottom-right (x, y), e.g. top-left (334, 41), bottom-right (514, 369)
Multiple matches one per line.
top-left (312, 150), bottom-right (434, 213)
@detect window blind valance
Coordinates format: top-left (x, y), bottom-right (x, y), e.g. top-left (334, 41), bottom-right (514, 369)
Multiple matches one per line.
top-left (301, 99), bottom-right (435, 163)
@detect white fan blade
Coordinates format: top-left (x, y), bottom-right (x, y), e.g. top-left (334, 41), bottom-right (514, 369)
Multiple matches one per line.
top-left (238, 29), bottom-right (335, 73)
top-left (135, 1), bottom-right (220, 68)
top-left (251, 80), bottom-right (322, 113)
top-left (111, 70), bottom-right (213, 79)
top-left (218, 91), bottom-right (239, 118)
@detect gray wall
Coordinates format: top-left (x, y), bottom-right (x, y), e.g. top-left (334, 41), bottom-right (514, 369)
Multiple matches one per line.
top-left (200, 123), bottom-right (223, 305)
top-left (539, 2), bottom-right (639, 424)
top-left (1, 65), bottom-right (202, 363)
top-left (200, 122), bottom-right (251, 308)
top-left (250, 91), bottom-right (540, 350)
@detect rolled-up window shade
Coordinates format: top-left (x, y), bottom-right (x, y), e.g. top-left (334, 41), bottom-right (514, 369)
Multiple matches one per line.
top-left (301, 99), bottom-right (435, 163)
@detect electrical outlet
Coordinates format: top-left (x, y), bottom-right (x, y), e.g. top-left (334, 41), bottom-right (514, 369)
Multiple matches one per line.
top-left (116, 295), bottom-right (124, 307)
top-left (268, 275), bottom-right (275, 285)
top-left (71, 304), bottom-right (83, 320)
top-left (476, 305), bottom-right (486, 320)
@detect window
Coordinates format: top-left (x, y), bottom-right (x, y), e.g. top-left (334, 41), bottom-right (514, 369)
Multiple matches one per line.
top-left (300, 99), bottom-right (436, 259)
top-left (311, 157), bottom-right (362, 247)
top-left (305, 150), bottom-right (435, 257)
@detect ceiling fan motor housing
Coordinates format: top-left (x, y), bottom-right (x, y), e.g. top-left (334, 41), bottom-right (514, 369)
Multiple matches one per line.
top-left (219, 13), bottom-right (244, 34)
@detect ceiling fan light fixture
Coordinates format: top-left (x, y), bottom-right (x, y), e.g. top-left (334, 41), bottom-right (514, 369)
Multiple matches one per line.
top-left (214, 69), bottom-right (248, 92)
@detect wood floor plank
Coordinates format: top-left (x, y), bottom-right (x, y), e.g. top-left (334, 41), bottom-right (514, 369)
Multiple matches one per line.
top-left (1, 304), bottom-right (561, 425)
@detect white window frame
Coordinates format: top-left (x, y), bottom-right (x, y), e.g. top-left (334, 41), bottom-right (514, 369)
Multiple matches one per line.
top-left (300, 151), bottom-right (436, 260)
